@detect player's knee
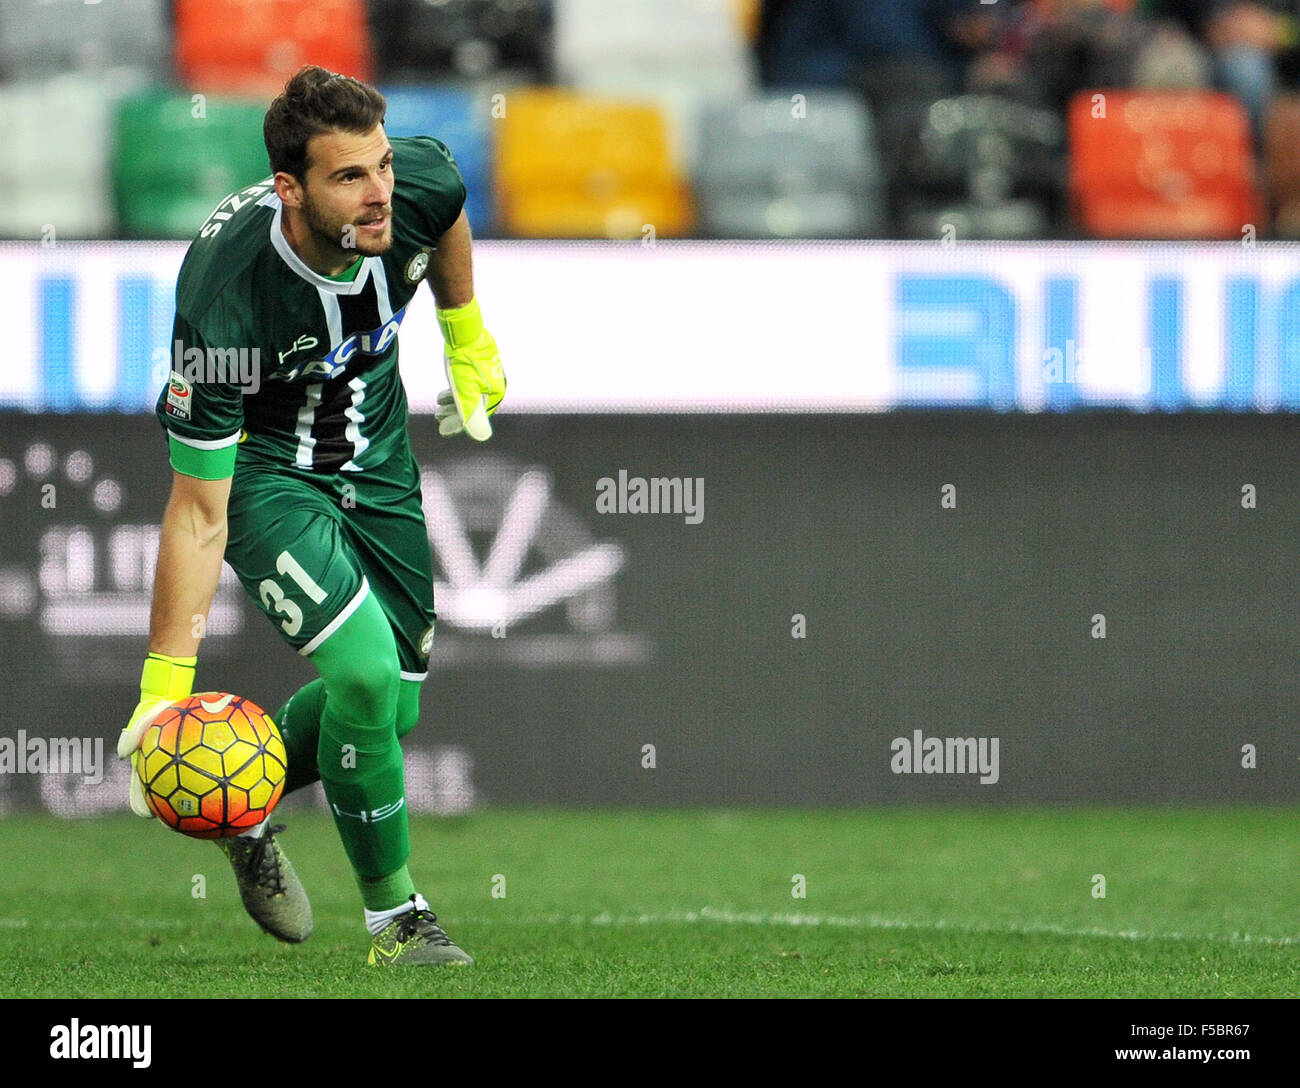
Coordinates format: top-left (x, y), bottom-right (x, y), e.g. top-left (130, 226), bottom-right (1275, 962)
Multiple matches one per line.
top-left (324, 652), bottom-right (400, 726)
top-left (309, 592), bottom-right (402, 735)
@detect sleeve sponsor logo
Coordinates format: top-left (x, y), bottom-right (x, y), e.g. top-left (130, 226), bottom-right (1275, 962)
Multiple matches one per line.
top-left (165, 373), bottom-right (192, 419)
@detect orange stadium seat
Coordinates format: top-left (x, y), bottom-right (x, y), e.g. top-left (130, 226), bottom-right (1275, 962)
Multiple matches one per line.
top-left (1068, 90), bottom-right (1259, 239)
top-left (174, 0), bottom-right (372, 97)
top-left (494, 89), bottom-right (693, 238)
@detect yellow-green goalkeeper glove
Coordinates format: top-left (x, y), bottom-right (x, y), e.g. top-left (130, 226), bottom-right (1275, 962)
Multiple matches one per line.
top-left (435, 296), bottom-right (505, 441)
top-left (116, 652), bottom-right (196, 818)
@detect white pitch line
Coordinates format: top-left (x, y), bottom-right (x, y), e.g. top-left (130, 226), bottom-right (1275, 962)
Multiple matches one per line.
top-left (1, 909), bottom-right (1295, 948)
top-left (0, 918), bottom-right (192, 930)
top-left (455, 907), bottom-right (1300, 948)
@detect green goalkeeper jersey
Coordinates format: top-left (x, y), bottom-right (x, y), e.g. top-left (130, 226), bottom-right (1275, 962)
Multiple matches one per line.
top-left (156, 135), bottom-right (466, 479)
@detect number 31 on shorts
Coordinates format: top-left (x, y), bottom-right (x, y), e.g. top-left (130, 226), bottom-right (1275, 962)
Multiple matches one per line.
top-left (258, 550), bottom-right (328, 636)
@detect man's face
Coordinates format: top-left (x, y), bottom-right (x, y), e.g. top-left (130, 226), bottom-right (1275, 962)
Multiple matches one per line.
top-left (295, 125), bottom-right (394, 259)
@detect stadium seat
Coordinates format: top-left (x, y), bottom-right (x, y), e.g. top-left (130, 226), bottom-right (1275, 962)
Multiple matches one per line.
top-left (1068, 90), bottom-right (1259, 239)
top-left (174, 0), bottom-right (372, 97)
top-left (567, 74), bottom-right (730, 177)
top-left (556, 0), bottom-right (755, 172)
top-left (493, 89), bottom-right (693, 238)
top-left (0, 73), bottom-right (148, 239)
top-left (0, 0), bottom-right (166, 80)
top-left (854, 60), bottom-right (956, 238)
top-left (369, 0), bottom-right (552, 82)
top-left (897, 95), bottom-right (1065, 240)
top-left (1264, 95), bottom-right (1300, 237)
top-left (379, 85), bottom-right (495, 235)
top-left (730, 0), bottom-right (762, 42)
top-left (555, 0), bottom-right (749, 81)
top-left (694, 91), bottom-right (884, 238)
top-left (112, 93), bottom-right (270, 239)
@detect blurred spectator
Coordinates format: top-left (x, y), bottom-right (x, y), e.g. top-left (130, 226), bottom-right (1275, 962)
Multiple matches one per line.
top-left (756, 0), bottom-right (976, 91)
top-left (960, 1), bottom-right (1152, 109)
top-left (1142, 2), bottom-right (1300, 135)
top-left (754, 2), bottom-right (1212, 106)
top-left (1130, 18), bottom-right (1214, 89)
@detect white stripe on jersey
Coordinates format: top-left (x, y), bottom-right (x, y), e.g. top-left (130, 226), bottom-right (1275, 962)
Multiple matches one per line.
top-left (316, 260), bottom-right (388, 471)
top-left (294, 382), bottom-right (324, 469)
top-left (266, 197), bottom-right (377, 295)
top-left (315, 287), bottom-right (343, 350)
top-left (339, 376), bottom-right (369, 471)
top-left (370, 258), bottom-right (394, 322)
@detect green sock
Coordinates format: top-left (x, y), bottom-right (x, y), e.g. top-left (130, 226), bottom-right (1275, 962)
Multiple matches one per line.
top-left (317, 695), bottom-right (408, 880)
top-left (277, 677), bottom-right (423, 794)
top-left (276, 678), bottom-right (328, 795)
top-left (358, 865), bottom-right (417, 911)
top-left (308, 592), bottom-right (410, 886)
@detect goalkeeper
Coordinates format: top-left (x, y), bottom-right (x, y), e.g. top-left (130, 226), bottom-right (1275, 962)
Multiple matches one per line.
top-left (117, 67), bottom-right (505, 966)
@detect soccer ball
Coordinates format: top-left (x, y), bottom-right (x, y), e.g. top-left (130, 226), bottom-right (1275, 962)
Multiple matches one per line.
top-left (136, 692), bottom-right (287, 839)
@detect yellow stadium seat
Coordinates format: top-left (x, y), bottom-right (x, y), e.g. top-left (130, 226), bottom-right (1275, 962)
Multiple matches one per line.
top-left (730, 0), bottom-right (761, 42)
top-left (506, 188), bottom-right (693, 239)
top-left (494, 89), bottom-right (694, 237)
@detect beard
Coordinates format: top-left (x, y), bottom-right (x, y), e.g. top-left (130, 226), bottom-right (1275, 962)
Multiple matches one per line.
top-left (300, 189), bottom-right (392, 257)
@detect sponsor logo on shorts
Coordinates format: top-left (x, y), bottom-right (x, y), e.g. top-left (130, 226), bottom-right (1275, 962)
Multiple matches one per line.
top-left (419, 622), bottom-right (435, 657)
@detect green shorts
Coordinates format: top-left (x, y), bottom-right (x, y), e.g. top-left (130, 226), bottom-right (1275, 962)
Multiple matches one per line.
top-left (224, 450), bottom-right (435, 679)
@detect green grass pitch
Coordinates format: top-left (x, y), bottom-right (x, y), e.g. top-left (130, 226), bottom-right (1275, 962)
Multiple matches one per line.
top-left (2, 807), bottom-right (1297, 998)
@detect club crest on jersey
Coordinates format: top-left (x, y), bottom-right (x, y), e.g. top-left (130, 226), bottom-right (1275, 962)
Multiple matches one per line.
top-left (405, 248), bottom-right (431, 284)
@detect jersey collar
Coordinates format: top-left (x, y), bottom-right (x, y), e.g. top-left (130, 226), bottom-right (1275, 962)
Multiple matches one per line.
top-left (260, 191), bottom-right (379, 295)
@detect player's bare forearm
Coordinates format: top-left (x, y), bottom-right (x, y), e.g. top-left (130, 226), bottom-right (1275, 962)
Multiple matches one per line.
top-left (148, 471), bottom-right (232, 658)
top-left (425, 208), bottom-right (475, 308)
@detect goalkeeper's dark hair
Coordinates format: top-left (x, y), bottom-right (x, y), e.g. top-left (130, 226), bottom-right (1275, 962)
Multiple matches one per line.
top-left (264, 66), bottom-right (387, 181)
